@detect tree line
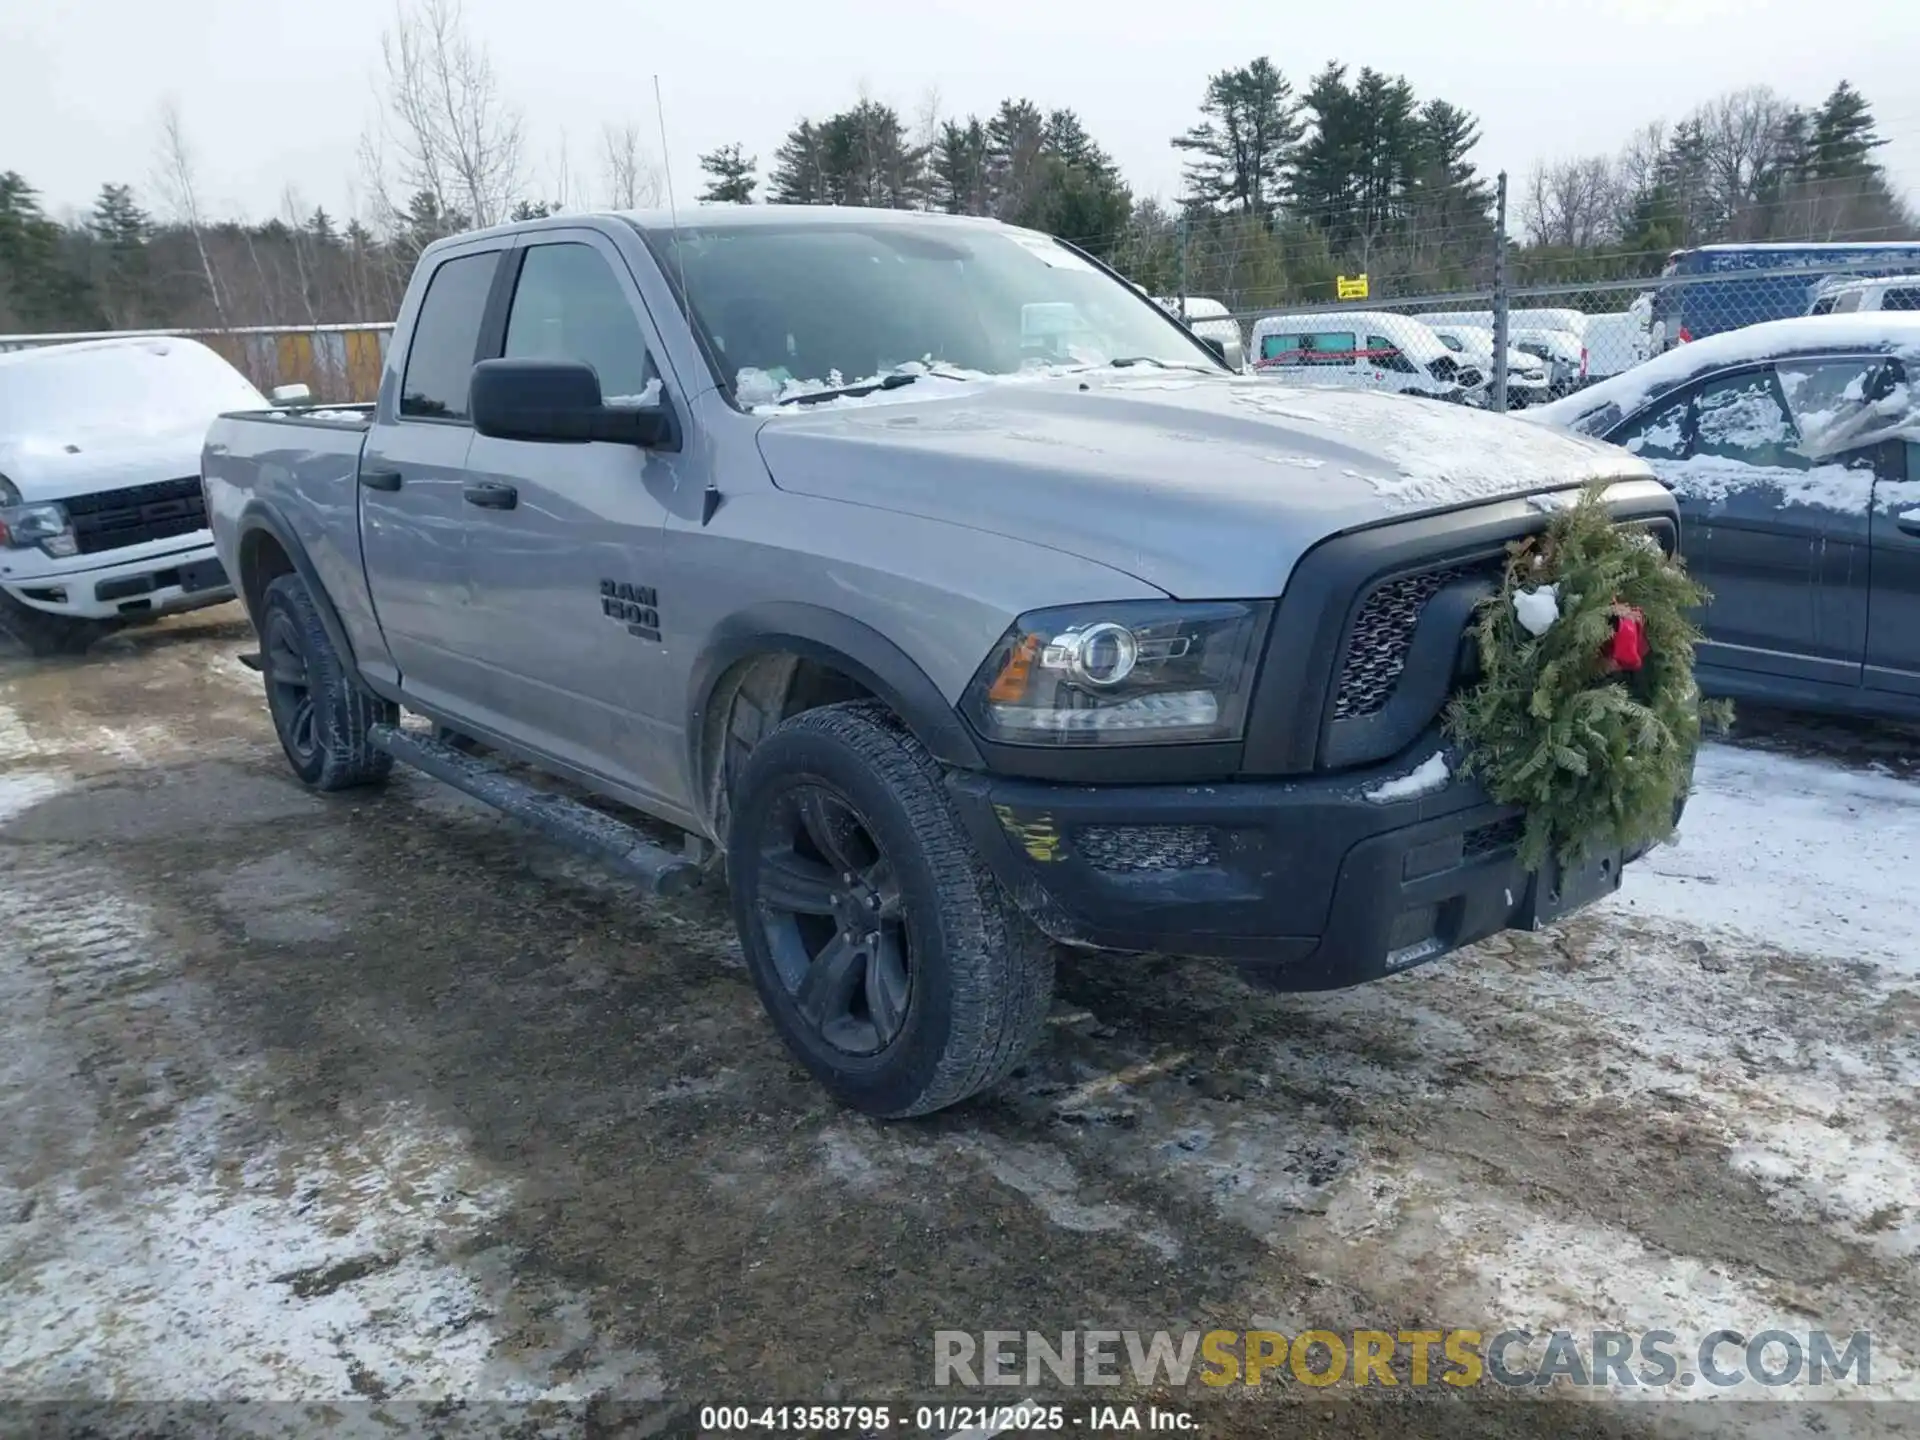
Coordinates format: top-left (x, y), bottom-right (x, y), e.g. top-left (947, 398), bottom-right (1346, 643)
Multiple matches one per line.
top-left (1, 0), bottom-right (1911, 338)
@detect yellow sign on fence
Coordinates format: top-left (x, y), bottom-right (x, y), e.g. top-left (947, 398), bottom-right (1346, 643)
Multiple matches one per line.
top-left (1336, 273), bottom-right (1370, 301)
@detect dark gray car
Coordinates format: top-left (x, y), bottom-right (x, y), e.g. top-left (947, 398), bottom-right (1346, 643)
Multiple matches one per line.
top-left (204, 207), bottom-right (1679, 1118)
top-left (1529, 314), bottom-right (1920, 722)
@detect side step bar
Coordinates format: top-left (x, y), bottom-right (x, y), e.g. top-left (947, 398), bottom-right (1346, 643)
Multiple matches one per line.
top-left (368, 723), bottom-right (701, 897)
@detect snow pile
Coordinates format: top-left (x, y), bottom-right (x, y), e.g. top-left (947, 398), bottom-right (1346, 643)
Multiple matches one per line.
top-left (1512, 585), bottom-right (1560, 637)
top-left (1364, 751), bottom-right (1451, 804)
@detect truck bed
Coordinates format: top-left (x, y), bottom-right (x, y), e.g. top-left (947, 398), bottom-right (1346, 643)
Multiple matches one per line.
top-left (201, 405), bottom-right (383, 673)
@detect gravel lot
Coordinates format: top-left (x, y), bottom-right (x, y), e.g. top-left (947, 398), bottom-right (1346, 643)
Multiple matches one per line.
top-left (2, 610), bottom-right (1917, 1439)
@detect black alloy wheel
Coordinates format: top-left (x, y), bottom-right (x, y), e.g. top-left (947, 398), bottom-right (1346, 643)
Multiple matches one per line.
top-left (756, 783), bottom-right (912, 1056)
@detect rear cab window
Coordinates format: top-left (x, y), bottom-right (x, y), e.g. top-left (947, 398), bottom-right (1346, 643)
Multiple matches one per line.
top-left (399, 252), bottom-right (499, 421)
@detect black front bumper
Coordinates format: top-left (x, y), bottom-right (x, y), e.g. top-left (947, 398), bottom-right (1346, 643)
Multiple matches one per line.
top-left (948, 743), bottom-right (1654, 991)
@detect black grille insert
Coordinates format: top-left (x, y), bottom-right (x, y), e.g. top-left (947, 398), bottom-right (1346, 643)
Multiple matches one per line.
top-left (1077, 824), bottom-right (1218, 874)
top-left (1332, 564), bottom-right (1480, 720)
top-left (61, 477), bottom-right (206, 556)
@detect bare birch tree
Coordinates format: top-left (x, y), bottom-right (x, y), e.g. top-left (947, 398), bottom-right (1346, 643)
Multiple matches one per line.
top-left (600, 121), bottom-right (663, 209)
top-left (153, 100), bottom-right (231, 327)
top-left (362, 0), bottom-right (526, 238)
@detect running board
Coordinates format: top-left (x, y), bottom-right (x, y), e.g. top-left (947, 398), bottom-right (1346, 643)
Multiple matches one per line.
top-left (368, 723), bottom-right (701, 897)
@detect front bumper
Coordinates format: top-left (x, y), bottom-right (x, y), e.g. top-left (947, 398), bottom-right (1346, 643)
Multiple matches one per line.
top-left (948, 740), bottom-right (1665, 991)
top-left (0, 540), bottom-right (231, 622)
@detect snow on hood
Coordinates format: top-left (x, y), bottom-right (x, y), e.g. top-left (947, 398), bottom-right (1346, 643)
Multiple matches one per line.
top-left (0, 337), bottom-right (263, 501)
top-left (752, 370), bottom-right (1648, 599)
top-left (1525, 313), bottom-right (1920, 442)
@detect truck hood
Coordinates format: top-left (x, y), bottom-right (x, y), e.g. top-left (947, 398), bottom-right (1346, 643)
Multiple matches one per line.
top-left (753, 372), bottom-right (1649, 598)
top-left (0, 422), bottom-right (208, 503)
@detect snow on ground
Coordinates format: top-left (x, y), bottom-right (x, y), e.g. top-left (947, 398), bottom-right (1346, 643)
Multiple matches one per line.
top-left (1620, 743), bottom-right (1920, 972)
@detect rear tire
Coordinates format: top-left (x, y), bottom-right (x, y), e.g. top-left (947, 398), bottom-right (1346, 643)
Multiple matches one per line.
top-left (0, 591), bottom-right (119, 658)
top-left (727, 701), bottom-right (1054, 1118)
top-left (259, 572), bottom-right (395, 791)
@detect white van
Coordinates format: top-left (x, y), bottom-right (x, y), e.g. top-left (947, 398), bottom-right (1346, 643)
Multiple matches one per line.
top-left (1249, 311), bottom-right (1477, 401)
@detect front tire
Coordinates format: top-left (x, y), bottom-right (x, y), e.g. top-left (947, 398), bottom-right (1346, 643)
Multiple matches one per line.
top-left (259, 572), bottom-right (396, 791)
top-left (0, 590), bottom-right (120, 658)
top-left (727, 701), bottom-right (1054, 1118)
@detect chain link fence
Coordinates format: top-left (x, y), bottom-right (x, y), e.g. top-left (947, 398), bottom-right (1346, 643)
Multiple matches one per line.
top-left (1126, 181), bottom-right (1920, 412)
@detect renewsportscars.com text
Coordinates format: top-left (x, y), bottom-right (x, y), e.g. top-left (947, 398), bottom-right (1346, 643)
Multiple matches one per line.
top-left (934, 1328), bottom-right (1873, 1391)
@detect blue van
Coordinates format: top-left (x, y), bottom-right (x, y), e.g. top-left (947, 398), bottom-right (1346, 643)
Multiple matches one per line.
top-left (1651, 242), bottom-right (1920, 350)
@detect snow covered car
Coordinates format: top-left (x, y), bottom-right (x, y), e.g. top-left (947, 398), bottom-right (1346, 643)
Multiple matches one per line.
top-left (0, 336), bottom-right (264, 655)
top-left (1525, 313), bottom-right (1920, 721)
top-left (1425, 323), bottom-right (1552, 408)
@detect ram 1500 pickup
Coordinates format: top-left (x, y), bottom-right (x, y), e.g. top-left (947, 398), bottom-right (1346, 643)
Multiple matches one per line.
top-left (203, 207), bottom-right (1681, 1118)
top-left (1, 337), bottom-right (264, 655)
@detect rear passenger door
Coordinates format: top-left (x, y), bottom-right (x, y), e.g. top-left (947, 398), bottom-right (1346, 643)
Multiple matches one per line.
top-left (456, 231), bottom-right (690, 808)
top-left (360, 242), bottom-right (503, 711)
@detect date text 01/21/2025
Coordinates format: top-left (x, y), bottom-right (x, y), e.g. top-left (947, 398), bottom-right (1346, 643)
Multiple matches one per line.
top-left (696, 1403), bottom-right (1199, 1432)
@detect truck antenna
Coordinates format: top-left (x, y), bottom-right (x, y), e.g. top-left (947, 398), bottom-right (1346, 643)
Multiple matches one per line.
top-left (652, 74), bottom-right (719, 525)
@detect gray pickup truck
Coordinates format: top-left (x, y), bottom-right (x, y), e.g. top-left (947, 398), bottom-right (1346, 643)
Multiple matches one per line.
top-left (203, 206), bottom-right (1676, 1117)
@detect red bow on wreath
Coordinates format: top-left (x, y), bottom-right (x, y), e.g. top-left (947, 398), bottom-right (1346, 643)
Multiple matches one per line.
top-left (1603, 605), bottom-right (1648, 672)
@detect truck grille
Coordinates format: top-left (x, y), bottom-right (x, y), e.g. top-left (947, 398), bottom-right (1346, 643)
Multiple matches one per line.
top-left (1331, 564), bottom-right (1480, 720)
top-left (61, 477), bottom-right (207, 556)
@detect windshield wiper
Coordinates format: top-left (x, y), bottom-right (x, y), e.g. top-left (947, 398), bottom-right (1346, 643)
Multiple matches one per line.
top-left (780, 372), bottom-right (921, 406)
top-left (1103, 356), bottom-right (1216, 373)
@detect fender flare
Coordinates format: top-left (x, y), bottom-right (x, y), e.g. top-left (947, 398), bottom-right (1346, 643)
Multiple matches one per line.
top-left (686, 602), bottom-right (986, 798)
top-left (234, 500), bottom-right (360, 673)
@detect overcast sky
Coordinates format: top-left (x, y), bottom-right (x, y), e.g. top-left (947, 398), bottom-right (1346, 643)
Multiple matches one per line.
top-left (6, 0), bottom-right (1917, 225)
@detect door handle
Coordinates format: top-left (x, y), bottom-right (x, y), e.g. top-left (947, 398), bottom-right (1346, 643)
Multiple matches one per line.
top-left (359, 469), bottom-right (403, 492)
top-left (463, 481), bottom-right (518, 510)
top-left (1898, 515), bottom-right (1920, 538)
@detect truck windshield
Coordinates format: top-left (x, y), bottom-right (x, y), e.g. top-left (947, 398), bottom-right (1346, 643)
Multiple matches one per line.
top-left (635, 218), bottom-right (1218, 404)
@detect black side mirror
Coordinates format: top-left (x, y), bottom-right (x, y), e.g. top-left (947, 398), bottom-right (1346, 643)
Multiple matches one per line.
top-left (470, 358), bottom-right (673, 447)
top-left (1198, 336), bottom-right (1227, 364)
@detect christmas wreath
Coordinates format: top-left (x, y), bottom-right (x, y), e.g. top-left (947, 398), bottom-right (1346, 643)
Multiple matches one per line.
top-left (1444, 483), bottom-right (1731, 871)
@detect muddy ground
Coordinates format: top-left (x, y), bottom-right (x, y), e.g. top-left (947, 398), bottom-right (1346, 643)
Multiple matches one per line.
top-left (2, 609), bottom-right (1917, 1440)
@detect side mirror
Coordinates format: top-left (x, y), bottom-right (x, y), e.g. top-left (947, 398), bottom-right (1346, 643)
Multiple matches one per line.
top-left (469, 358), bottom-right (673, 447)
top-left (1198, 336), bottom-right (1228, 364)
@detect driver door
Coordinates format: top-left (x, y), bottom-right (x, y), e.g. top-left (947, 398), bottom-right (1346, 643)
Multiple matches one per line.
top-left (457, 231), bottom-right (693, 808)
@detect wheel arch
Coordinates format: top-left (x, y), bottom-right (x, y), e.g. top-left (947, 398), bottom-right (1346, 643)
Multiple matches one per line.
top-left (686, 603), bottom-right (986, 837)
top-left (234, 501), bottom-right (359, 673)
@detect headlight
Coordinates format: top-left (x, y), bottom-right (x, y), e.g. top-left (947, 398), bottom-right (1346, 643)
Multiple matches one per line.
top-left (962, 600), bottom-right (1271, 746)
top-left (0, 500), bottom-right (77, 557)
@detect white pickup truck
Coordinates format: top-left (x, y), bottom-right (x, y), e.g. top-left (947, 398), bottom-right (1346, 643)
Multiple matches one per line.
top-left (0, 336), bottom-right (265, 655)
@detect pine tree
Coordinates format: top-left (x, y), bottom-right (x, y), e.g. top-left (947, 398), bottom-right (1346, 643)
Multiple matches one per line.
top-left (0, 171), bottom-right (96, 330)
top-left (985, 99), bottom-right (1049, 219)
top-left (698, 143), bottom-right (758, 204)
top-left (1290, 64), bottom-right (1361, 240)
top-left (1807, 81), bottom-right (1887, 179)
top-left (929, 118), bottom-right (991, 215)
top-left (1170, 57), bottom-right (1302, 218)
top-left (769, 120), bottom-right (832, 204)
